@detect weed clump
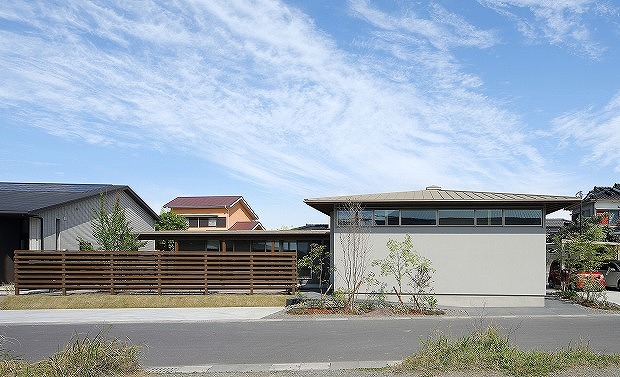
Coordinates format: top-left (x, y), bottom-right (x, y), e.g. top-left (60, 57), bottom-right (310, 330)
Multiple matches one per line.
top-left (397, 326), bottom-right (620, 377)
top-left (0, 330), bottom-right (142, 377)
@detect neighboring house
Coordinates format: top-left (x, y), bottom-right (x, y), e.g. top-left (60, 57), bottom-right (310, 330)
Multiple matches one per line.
top-left (164, 196), bottom-right (264, 232)
top-left (304, 186), bottom-right (580, 307)
top-left (0, 182), bottom-right (158, 283)
top-left (545, 218), bottom-right (571, 243)
top-left (568, 184), bottom-right (620, 227)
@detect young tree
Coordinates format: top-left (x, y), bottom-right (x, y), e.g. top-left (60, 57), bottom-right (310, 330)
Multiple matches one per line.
top-left (372, 235), bottom-right (436, 310)
top-left (554, 214), bottom-right (615, 297)
top-left (297, 243), bottom-right (332, 294)
top-left (92, 193), bottom-right (146, 251)
top-left (337, 200), bottom-right (371, 312)
top-left (155, 210), bottom-right (188, 251)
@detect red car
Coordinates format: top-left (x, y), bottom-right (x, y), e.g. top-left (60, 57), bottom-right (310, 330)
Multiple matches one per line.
top-left (548, 260), bottom-right (606, 290)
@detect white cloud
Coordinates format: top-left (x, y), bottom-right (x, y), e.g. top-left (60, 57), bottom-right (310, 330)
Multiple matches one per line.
top-left (553, 92), bottom-right (620, 171)
top-left (479, 0), bottom-right (610, 59)
top-left (0, 0), bottom-right (558, 198)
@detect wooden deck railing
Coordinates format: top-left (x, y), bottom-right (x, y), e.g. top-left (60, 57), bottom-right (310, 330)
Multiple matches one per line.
top-left (14, 250), bottom-right (297, 295)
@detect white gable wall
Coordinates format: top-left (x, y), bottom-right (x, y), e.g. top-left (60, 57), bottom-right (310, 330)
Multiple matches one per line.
top-left (31, 190), bottom-right (155, 251)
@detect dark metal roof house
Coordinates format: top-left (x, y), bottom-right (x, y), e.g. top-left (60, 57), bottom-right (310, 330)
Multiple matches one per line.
top-left (0, 182), bottom-right (158, 282)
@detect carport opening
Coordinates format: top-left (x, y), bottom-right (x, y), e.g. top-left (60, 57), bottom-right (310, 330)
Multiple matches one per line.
top-left (0, 216), bottom-right (29, 283)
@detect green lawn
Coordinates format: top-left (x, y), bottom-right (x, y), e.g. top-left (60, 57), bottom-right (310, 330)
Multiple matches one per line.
top-left (0, 293), bottom-right (290, 310)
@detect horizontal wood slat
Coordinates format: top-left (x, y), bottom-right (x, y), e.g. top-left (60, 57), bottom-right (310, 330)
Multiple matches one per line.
top-left (14, 251), bottom-right (297, 295)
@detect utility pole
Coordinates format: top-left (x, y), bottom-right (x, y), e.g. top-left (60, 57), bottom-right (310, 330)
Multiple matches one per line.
top-left (576, 191), bottom-right (583, 236)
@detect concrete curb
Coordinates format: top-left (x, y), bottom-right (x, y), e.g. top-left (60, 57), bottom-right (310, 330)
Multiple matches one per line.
top-left (146, 360), bottom-right (401, 373)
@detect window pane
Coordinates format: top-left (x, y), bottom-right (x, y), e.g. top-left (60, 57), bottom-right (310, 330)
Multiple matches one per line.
top-left (339, 210), bottom-right (373, 226)
top-left (373, 210), bottom-right (398, 226)
top-left (234, 240), bottom-right (250, 252)
top-left (283, 241), bottom-right (297, 252)
top-left (374, 210), bottom-right (386, 226)
top-left (251, 241), bottom-right (266, 252)
top-left (337, 210), bottom-right (350, 226)
top-left (438, 209), bottom-right (474, 225)
top-left (504, 209), bottom-right (542, 225)
top-left (609, 210), bottom-right (619, 226)
top-left (187, 217), bottom-right (198, 228)
top-left (387, 210), bottom-right (399, 225)
top-left (216, 217), bottom-right (226, 227)
top-left (475, 209), bottom-right (502, 226)
top-left (206, 240), bottom-right (220, 251)
top-left (401, 210), bottom-right (436, 225)
top-left (207, 217), bottom-right (217, 227)
top-left (178, 240), bottom-right (204, 251)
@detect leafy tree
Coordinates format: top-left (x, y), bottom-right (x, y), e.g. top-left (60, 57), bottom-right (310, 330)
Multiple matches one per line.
top-left (92, 193), bottom-right (146, 251)
top-left (372, 235), bottom-right (436, 310)
top-left (77, 237), bottom-right (94, 251)
top-left (155, 210), bottom-right (188, 251)
top-left (297, 243), bottom-right (332, 294)
top-left (554, 214), bottom-right (615, 298)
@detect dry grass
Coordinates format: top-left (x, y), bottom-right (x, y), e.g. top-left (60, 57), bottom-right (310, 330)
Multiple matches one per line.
top-left (397, 326), bottom-right (620, 377)
top-left (0, 330), bottom-right (142, 377)
top-left (0, 293), bottom-right (290, 310)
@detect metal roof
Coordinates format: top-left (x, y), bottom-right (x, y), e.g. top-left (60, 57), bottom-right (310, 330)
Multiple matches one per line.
top-left (304, 187), bottom-right (581, 215)
top-left (0, 182), bottom-right (158, 220)
top-left (163, 195), bottom-right (259, 220)
top-left (164, 196), bottom-right (243, 208)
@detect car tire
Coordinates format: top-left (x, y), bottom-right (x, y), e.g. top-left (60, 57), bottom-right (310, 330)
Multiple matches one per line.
top-left (548, 277), bottom-right (554, 289)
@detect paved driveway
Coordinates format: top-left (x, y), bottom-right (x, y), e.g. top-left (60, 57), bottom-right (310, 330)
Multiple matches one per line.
top-left (605, 288), bottom-right (620, 305)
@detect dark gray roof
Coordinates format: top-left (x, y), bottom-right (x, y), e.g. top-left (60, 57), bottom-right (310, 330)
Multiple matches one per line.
top-left (0, 182), bottom-right (158, 220)
top-left (545, 218), bottom-right (570, 228)
top-left (305, 186), bottom-right (581, 215)
top-left (583, 184), bottom-right (620, 201)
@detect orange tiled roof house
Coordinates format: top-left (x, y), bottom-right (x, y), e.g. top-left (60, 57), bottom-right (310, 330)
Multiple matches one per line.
top-left (163, 196), bottom-right (264, 231)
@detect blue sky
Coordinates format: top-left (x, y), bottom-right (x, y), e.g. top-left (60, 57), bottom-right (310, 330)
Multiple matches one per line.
top-left (1, 1), bottom-right (620, 228)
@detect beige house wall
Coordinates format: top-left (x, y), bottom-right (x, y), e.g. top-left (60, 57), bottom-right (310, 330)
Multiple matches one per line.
top-left (331, 221), bottom-right (546, 307)
top-left (170, 202), bottom-right (255, 230)
top-left (228, 201), bottom-right (256, 227)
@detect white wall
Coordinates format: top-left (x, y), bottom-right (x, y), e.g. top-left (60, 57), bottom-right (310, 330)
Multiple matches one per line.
top-left (32, 190), bottom-right (155, 251)
top-left (331, 220), bottom-right (546, 307)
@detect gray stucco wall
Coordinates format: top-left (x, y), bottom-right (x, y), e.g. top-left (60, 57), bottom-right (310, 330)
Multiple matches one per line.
top-left (330, 213), bottom-right (546, 307)
top-left (31, 190), bottom-right (155, 251)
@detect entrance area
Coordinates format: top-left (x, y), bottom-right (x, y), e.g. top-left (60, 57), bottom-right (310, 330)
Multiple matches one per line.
top-left (0, 216), bottom-right (29, 283)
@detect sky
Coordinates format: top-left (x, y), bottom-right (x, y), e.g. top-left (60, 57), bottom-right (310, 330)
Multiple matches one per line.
top-left (1, 0), bottom-right (620, 229)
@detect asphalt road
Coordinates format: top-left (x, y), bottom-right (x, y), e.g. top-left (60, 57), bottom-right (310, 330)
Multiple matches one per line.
top-left (2, 314), bottom-right (620, 367)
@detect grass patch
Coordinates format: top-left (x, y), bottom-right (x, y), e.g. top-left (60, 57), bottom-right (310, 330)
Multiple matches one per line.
top-left (0, 330), bottom-right (143, 377)
top-left (396, 326), bottom-right (620, 377)
top-left (0, 294), bottom-right (291, 310)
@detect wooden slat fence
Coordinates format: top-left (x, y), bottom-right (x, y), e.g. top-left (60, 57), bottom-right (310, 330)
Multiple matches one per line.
top-left (14, 251), bottom-right (297, 295)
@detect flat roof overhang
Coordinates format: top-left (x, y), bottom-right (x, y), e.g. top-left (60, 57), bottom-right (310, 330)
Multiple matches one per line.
top-left (139, 229), bottom-right (330, 241)
top-left (304, 199), bottom-right (582, 216)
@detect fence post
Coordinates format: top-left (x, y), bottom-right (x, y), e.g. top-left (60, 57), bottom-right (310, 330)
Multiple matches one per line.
top-left (249, 253), bottom-right (254, 294)
top-left (61, 251), bottom-right (66, 295)
top-left (157, 252), bottom-right (162, 295)
top-left (204, 253), bottom-right (209, 295)
top-left (110, 252), bottom-right (115, 294)
top-left (291, 254), bottom-right (297, 294)
top-left (14, 251), bottom-right (19, 295)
